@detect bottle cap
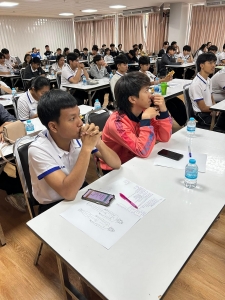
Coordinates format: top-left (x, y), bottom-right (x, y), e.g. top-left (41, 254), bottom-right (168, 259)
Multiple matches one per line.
top-left (190, 117), bottom-right (195, 121)
top-left (95, 99), bottom-right (99, 102)
top-left (27, 120), bottom-right (31, 123)
top-left (189, 159), bottom-right (196, 164)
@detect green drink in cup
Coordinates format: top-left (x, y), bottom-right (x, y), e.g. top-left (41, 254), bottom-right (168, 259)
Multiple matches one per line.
top-left (160, 82), bottom-right (168, 96)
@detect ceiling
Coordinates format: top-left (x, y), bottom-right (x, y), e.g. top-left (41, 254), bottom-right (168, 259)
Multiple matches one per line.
top-left (0, 0), bottom-right (204, 18)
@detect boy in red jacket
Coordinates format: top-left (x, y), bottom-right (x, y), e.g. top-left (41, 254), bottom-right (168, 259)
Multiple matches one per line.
top-left (101, 72), bottom-right (172, 172)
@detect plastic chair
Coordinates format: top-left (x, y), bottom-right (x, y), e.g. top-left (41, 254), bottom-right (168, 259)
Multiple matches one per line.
top-left (12, 95), bottom-right (20, 120)
top-left (56, 73), bottom-right (61, 89)
top-left (156, 58), bottom-right (162, 77)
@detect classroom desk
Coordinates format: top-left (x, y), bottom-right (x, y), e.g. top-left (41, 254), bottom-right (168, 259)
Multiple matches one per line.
top-left (0, 74), bottom-right (21, 87)
top-left (210, 99), bottom-right (225, 130)
top-left (215, 66), bottom-right (224, 70)
top-left (165, 62), bottom-right (196, 78)
top-left (62, 78), bottom-right (110, 106)
top-left (27, 127), bottom-right (225, 300)
top-left (0, 94), bottom-right (13, 108)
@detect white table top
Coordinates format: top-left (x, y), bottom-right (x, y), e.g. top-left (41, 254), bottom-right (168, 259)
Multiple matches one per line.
top-left (166, 62), bottom-right (196, 68)
top-left (210, 99), bottom-right (225, 111)
top-left (62, 78), bottom-right (110, 90)
top-left (215, 65), bottom-right (225, 69)
top-left (0, 94), bottom-right (13, 107)
top-left (153, 79), bottom-right (192, 100)
top-left (27, 127), bottom-right (225, 300)
top-left (128, 63), bottom-right (139, 66)
top-left (0, 74), bottom-right (20, 78)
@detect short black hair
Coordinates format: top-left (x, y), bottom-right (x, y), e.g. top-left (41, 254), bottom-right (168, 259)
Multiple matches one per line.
top-left (83, 47), bottom-right (88, 51)
top-left (196, 53), bottom-right (217, 72)
top-left (64, 47), bottom-right (69, 52)
top-left (74, 48), bottom-right (80, 56)
top-left (92, 45), bottom-right (98, 51)
top-left (114, 55), bottom-right (128, 68)
top-left (118, 44), bottom-right (122, 48)
top-left (139, 56), bottom-right (150, 66)
top-left (104, 48), bottom-right (110, 55)
top-left (38, 90), bottom-right (78, 129)
top-left (171, 41), bottom-right (177, 46)
top-left (208, 45), bottom-right (218, 52)
top-left (163, 41), bottom-right (169, 46)
top-left (133, 44), bottom-right (138, 48)
top-left (93, 55), bottom-right (102, 63)
top-left (199, 44), bottom-right (207, 51)
top-left (0, 52), bottom-right (5, 59)
top-left (110, 43), bottom-right (115, 47)
top-left (24, 53), bottom-right (31, 62)
top-left (1, 48), bottom-right (9, 55)
top-left (57, 48), bottom-right (61, 51)
top-left (56, 54), bottom-right (64, 62)
top-left (138, 44), bottom-right (143, 49)
top-left (166, 46), bottom-right (176, 53)
top-left (28, 76), bottom-right (50, 91)
top-left (31, 57), bottom-right (41, 64)
top-left (67, 52), bottom-right (78, 64)
top-left (183, 45), bottom-right (191, 52)
top-left (32, 47), bottom-right (36, 52)
top-left (102, 44), bottom-right (106, 47)
top-left (128, 50), bottom-right (135, 57)
top-left (206, 42), bottom-right (211, 47)
top-left (115, 72), bottom-right (150, 115)
top-left (223, 44), bottom-right (225, 50)
top-left (45, 45), bottom-right (49, 48)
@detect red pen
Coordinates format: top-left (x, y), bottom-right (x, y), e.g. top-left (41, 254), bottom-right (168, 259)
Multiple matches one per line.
top-left (119, 193), bottom-right (138, 209)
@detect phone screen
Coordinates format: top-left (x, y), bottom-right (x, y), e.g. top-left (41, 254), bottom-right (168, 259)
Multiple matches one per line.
top-left (157, 149), bottom-right (183, 161)
top-left (82, 189), bottom-right (114, 206)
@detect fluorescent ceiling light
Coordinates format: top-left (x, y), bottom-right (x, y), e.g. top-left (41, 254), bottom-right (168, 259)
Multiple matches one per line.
top-left (81, 9), bottom-right (97, 13)
top-left (109, 5), bottom-right (126, 9)
top-left (0, 2), bottom-right (18, 6)
top-left (59, 13), bottom-right (74, 16)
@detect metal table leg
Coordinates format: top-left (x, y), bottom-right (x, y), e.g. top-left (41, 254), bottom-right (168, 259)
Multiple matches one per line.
top-left (210, 111), bottom-right (216, 130)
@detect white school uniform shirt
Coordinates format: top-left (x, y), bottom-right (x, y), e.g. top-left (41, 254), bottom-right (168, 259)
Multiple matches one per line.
top-left (110, 71), bottom-right (124, 99)
top-left (0, 63), bottom-right (11, 73)
top-left (51, 62), bottom-right (66, 72)
top-left (177, 53), bottom-right (190, 60)
top-left (0, 80), bottom-right (10, 95)
top-left (189, 73), bottom-right (213, 113)
top-left (139, 70), bottom-right (156, 82)
top-left (5, 56), bottom-right (17, 66)
top-left (104, 55), bottom-right (114, 63)
top-left (217, 52), bottom-right (225, 64)
top-left (60, 63), bottom-right (84, 91)
top-left (211, 68), bottom-right (225, 102)
top-left (28, 130), bottom-right (98, 204)
top-left (17, 90), bottom-right (38, 120)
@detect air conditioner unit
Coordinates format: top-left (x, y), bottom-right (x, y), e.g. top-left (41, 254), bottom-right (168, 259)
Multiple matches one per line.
top-left (74, 15), bottom-right (103, 22)
top-left (123, 6), bottom-right (159, 16)
top-left (205, 0), bottom-right (225, 6)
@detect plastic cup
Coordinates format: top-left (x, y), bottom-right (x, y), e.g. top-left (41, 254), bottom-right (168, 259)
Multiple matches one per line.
top-left (160, 82), bottom-right (168, 95)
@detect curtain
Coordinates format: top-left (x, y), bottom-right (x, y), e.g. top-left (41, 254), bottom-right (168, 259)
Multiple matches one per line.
top-left (74, 21), bottom-right (93, 50)
top-left (93, 17), bottom-right (115, 47)
top-left (118, 16), bottom-right (144, 52)
top-left (189, 6), bottom-right (225, 54)
top-left (146, 13), bottom-right (169, 54)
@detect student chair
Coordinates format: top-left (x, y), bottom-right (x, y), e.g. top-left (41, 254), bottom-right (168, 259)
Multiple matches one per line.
top-left (14, 136), bottom-right (43, 265)
top-left (56, 73), bottom-right (61, 89)
top-left (12, 95), bottom-right (20, 120)
top-left (85, 108), bottom-right (111, 177)
top-left (0, 222), bottom-right (6, 246)
top-left (156, 58), bottom-right (162, 77)
top-left (20, 68), bottom-right (28, 91)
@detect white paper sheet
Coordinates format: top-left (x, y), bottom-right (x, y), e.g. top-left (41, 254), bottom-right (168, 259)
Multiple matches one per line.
top-left (60, 178), bottom-right (165, 249)
top-left (154, 149), bottom-right (207, 173)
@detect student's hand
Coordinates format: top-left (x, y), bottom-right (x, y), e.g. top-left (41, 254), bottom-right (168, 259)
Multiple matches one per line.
top-left (81, 124), bottom-right (102, 150)
top-left (151, 95), bottom-right (167, 112)
top-left (79, 63), bottom-right (85, 69)
top-left (81, 123), bottom-right (99, 137)
top-left (177, 58), bottom-right (184, 63)
top-left (142, 107), bottom-right (160, 120)
top-left (163, 74), bottom-right (173, 82)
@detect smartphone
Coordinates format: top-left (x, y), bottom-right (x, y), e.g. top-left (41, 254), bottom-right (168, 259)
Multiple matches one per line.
top-left (157, 149), bottom-right (183, 161)
top-left (82, 189), bottom-right (115, 206)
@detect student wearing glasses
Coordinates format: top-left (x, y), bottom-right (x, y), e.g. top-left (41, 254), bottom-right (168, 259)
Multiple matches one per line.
top-left (100, 72), bottom-right (172, 173)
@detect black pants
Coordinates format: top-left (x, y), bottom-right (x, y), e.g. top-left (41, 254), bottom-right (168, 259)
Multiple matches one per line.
top-left (93, 87), bottom-right (113, 106)
top-left (185, 68), bottom-right (195, 80)
top-left (196, 112), bottom-right (225, 129)
top-left (71, 89), bottom-right (88, 105)
top-left (0, 166), bottom-right (23, 195)
top-left (38, 181), bottom-right (89, 214)
top-left (166, 97), bottom-right (187, 126)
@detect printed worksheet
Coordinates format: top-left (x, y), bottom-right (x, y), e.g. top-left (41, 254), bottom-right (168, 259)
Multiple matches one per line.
top-left (60, 177), bottom-right (165, 249)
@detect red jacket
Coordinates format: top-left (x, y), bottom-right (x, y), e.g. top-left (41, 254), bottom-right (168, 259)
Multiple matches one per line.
top-left (101, 110), bottom-right (172, 170)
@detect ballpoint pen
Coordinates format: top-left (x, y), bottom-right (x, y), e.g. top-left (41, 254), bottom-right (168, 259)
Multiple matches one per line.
top-left (119, 193), bottom-right (138, 209)
top-left (188, 145), bottom-right (192, 158)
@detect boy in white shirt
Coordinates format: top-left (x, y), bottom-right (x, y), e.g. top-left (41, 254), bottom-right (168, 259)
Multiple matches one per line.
top-left (211, 68), bottom-right (225, 102)
top-left (1, 48), bottom-right (18, 68)
top-left (217, 44), bottom-right (225, 65)
top-left (176, 45), bottom-right (195, 79)
top-left (110, 55), bottom-right (128, 100)
top-left (189, 52), bottom-right (225, 130)
top-left (28, 90), bottom-right (121, 213)
top-left (104, 48), bottom-right (114, 63)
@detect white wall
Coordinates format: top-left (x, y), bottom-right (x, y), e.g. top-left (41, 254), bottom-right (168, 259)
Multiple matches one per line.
top-left (0, 16), bottom-right (75, 61)
top-left (168, 3), bottom-right (191, 49)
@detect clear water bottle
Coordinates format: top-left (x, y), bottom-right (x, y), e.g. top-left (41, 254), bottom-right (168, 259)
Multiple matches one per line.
top-left (154, 77), bottom-right (161, 94)
top-left (94, 99), bottom-right (101, 110)
top-left (51, 69), bottom-right (54, 78)
top-left (82, 76), bottom-right (87, 86)
top-left (10, 68), bottom-right (14, 75)
top-left (46, 65), bottom-right (49, 72)
top-left (184, 58), bottom-right (187, 64)
top-left (12, 88), bottom-right (16, 98)
top-left (184, 159), bottom-right (198, 189)
top-left (109, 73), bottom-right (113, 81)
top-left (26, 120), bottom-right (34, 131)
top-left (187, 117), bottom-right (196, 137)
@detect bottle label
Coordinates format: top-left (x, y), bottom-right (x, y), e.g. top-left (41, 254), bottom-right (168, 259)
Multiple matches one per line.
top-left (185, 172), bottom-right (197, 179)
top-left (187, 126), bottom-right (195, 132)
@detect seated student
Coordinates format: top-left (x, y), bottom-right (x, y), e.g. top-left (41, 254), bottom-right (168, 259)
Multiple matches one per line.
top-left (51, 54), bottom-right (66, 74)
top-left (139, 56), bottom-right (187, 126)
top-left (217, 44), bottom-right (225, 65)
top-left (208, 45), bottom-right (218, 55)
top-left (158, 41), bottom-right (169, 57)
top-left (100, 44), bottom-right (106, 55)
top-left (125, 50), bottom-right (139, 64)
top-left (89, 45), bottom-right (99, 64)
top-left (1, 48), bottom-right (18, 68)
top-left (118, 44), bottom-right (124, 54)
top-left (138, 44), bottom-right (147, 56)
top-left (100, 72), bottom-right (172, 173)
top-left (212, 68), bottom-right (225, 102)
top-left (104, 48), bottom-right (114, 63)
top-left (0, 52), bottom-right (13, 75)
top-left (171, 41), bottom-right (180, 55)
top-left (133, 44), bottom-right (138, 49)
top-left (22, 53), bottom-right (32, 68)
top-left (74, 49), bottom-right (81, 59)
top-left (176, 45), bottom-right (195, 79)
top-left (63, 47), bottom-right (70, 57)
top-left (18, 76), bottom-right (50, 120)
top-left (189, 53), bottom-right (225, 131)
top-left (28, 90), bottom-right (121, 213)
top-left (110, 55), bottom-right (128, 100)
top-left (110, 43), bottom-right (119, 57)
top-left (206, 42), bottom-right (212, 50)
top-left (0, 80), bottom-right (11, 94)
top-left (28, 47), bottom-right (41, 59)
top-left (54, 48), bottom-right (62, 56)
top-left (160, 46), bottom-right (182, 78)
top-left (44, 45), bottom-right (53, 57)
top-left (61, 52), bottom-right (89, 105)
top-left (193, 44), bottom-right (207, 62)
top-left (24, 57), bottom-right (45, 79)
top-left (89, 55), bottom-right (114, 108)
top-left (81, 48), bottom-right (89, 60)
top-left (0, 105), bottom-right (25, 212)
